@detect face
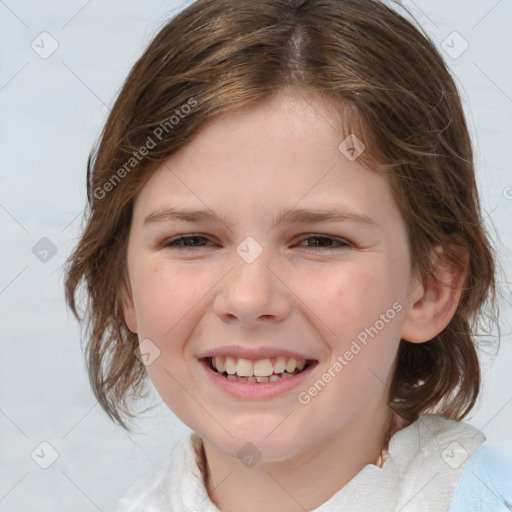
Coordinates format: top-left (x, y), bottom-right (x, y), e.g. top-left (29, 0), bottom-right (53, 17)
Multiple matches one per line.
top-left (122, 89), bottom-right (418, 463)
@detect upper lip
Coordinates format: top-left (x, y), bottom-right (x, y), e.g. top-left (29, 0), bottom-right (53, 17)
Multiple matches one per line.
top-left (198, 345), bottom-right (316, 361)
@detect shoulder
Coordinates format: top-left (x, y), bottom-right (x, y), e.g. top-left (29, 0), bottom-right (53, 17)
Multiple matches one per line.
top-left (114, 433), bottom-right (201, 512)
top-left (448, 441), bottom-right (512, 512)
top-left (389, 414), bottom-right (486, 474)
top-left (410, 414), bottom-right (483, 443)
top-left (387, 415), bottom-right (487, 511)
top-left (114, 454), bottom-right (175, 511)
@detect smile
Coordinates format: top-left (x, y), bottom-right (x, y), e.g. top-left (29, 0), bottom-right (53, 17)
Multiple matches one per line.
top-left (207, 356), bottom-right (313, 383)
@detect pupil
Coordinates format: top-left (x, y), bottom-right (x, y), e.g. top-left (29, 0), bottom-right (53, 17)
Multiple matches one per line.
top-left (186, 236), bottom-right (204, 246)
top-left (311, 237), bottom-right (330, 247)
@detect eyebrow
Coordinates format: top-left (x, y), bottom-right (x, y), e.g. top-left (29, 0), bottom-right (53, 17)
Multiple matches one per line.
top-left (144, 207), bottom-right (234, 228)
top-left (143, 206), bottom-right (378, 230)
top-left (271, 206), bottom-right (378, 228)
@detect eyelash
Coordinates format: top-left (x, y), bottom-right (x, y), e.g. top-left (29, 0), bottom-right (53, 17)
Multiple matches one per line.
top-left (164, 234), bottom-right (351, 252)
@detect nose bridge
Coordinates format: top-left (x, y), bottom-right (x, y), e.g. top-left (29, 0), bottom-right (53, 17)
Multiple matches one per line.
top-left (214, 242), bottom-right (291, 325)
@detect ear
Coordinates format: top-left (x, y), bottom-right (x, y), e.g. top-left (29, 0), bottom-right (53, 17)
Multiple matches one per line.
top-left (401, 244), bottom-right (468, 343)
top-left (120, 278), bottom-right (138, 334)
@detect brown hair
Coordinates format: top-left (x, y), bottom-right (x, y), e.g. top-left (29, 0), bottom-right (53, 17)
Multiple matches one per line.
top-left (65, 0), bottom-right (497, 428)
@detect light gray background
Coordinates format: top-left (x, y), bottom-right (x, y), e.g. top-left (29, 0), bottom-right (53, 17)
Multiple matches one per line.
top-left (0, 1), bottom-right (511, 510)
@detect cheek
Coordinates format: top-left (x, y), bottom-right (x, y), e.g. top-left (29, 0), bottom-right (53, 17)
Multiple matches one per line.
top-left (298, 262), bottom-right (405, 391)
top-left (298, 261), bottom-right (400, 344)
top-left (132, 260), bottom-right (211, 341)
top-left (130, 262), bottom-right (213, 425)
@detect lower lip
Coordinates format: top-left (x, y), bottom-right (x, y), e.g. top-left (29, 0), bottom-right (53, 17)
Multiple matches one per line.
top-left (199, 359), bottom-right (317, 399)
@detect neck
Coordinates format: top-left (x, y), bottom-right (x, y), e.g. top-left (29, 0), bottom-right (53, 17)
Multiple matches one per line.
top-left (200, 406), bottom-right (402, 512)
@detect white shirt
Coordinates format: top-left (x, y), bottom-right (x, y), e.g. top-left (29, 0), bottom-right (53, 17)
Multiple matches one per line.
top-left (115, 415), bottom-right (486, 512)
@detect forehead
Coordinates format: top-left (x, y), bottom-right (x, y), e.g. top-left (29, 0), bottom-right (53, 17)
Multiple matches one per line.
top-left (132, 90), bottom-right (400, 227)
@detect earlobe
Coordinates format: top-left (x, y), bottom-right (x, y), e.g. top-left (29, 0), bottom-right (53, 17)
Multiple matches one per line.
top-left (401, 245), bottom-right (468, 344)
top-left (120, 280), bottom-right (138, 334)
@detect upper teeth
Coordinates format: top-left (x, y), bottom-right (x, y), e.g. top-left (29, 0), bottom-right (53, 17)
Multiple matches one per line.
top-left (211, 356), bottom-right (307, 377)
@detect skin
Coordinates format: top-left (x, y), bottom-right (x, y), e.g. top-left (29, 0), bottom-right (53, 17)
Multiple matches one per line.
top-left (122, 88), bottom-right (466, 511)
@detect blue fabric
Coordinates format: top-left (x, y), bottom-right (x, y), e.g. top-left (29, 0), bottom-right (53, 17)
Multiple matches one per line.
top-left (448, 441), bottom-right (512, 511)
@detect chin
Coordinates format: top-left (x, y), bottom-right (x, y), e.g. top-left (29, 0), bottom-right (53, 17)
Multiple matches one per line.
top-left (201, 419), bottom-right (311, 465)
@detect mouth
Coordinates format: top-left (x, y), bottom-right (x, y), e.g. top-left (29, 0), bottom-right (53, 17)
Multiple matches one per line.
top-left (204, 355), bottom-right (315, 384)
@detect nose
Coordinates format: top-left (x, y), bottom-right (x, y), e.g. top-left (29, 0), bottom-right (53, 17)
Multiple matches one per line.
top-left (213, 251), bottom-right (292, 328)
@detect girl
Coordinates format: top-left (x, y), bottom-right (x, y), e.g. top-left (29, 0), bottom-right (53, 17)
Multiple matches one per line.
top-left (65, 0), bottom-right (511, 510)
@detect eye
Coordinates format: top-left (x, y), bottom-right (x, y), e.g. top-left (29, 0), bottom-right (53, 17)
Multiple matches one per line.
top-left (297, 235), bottom-right (351, 251)
top-left (164, 234), bottom-right (212, 249)
top-left (162, 234), bottom-right (351, 252)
